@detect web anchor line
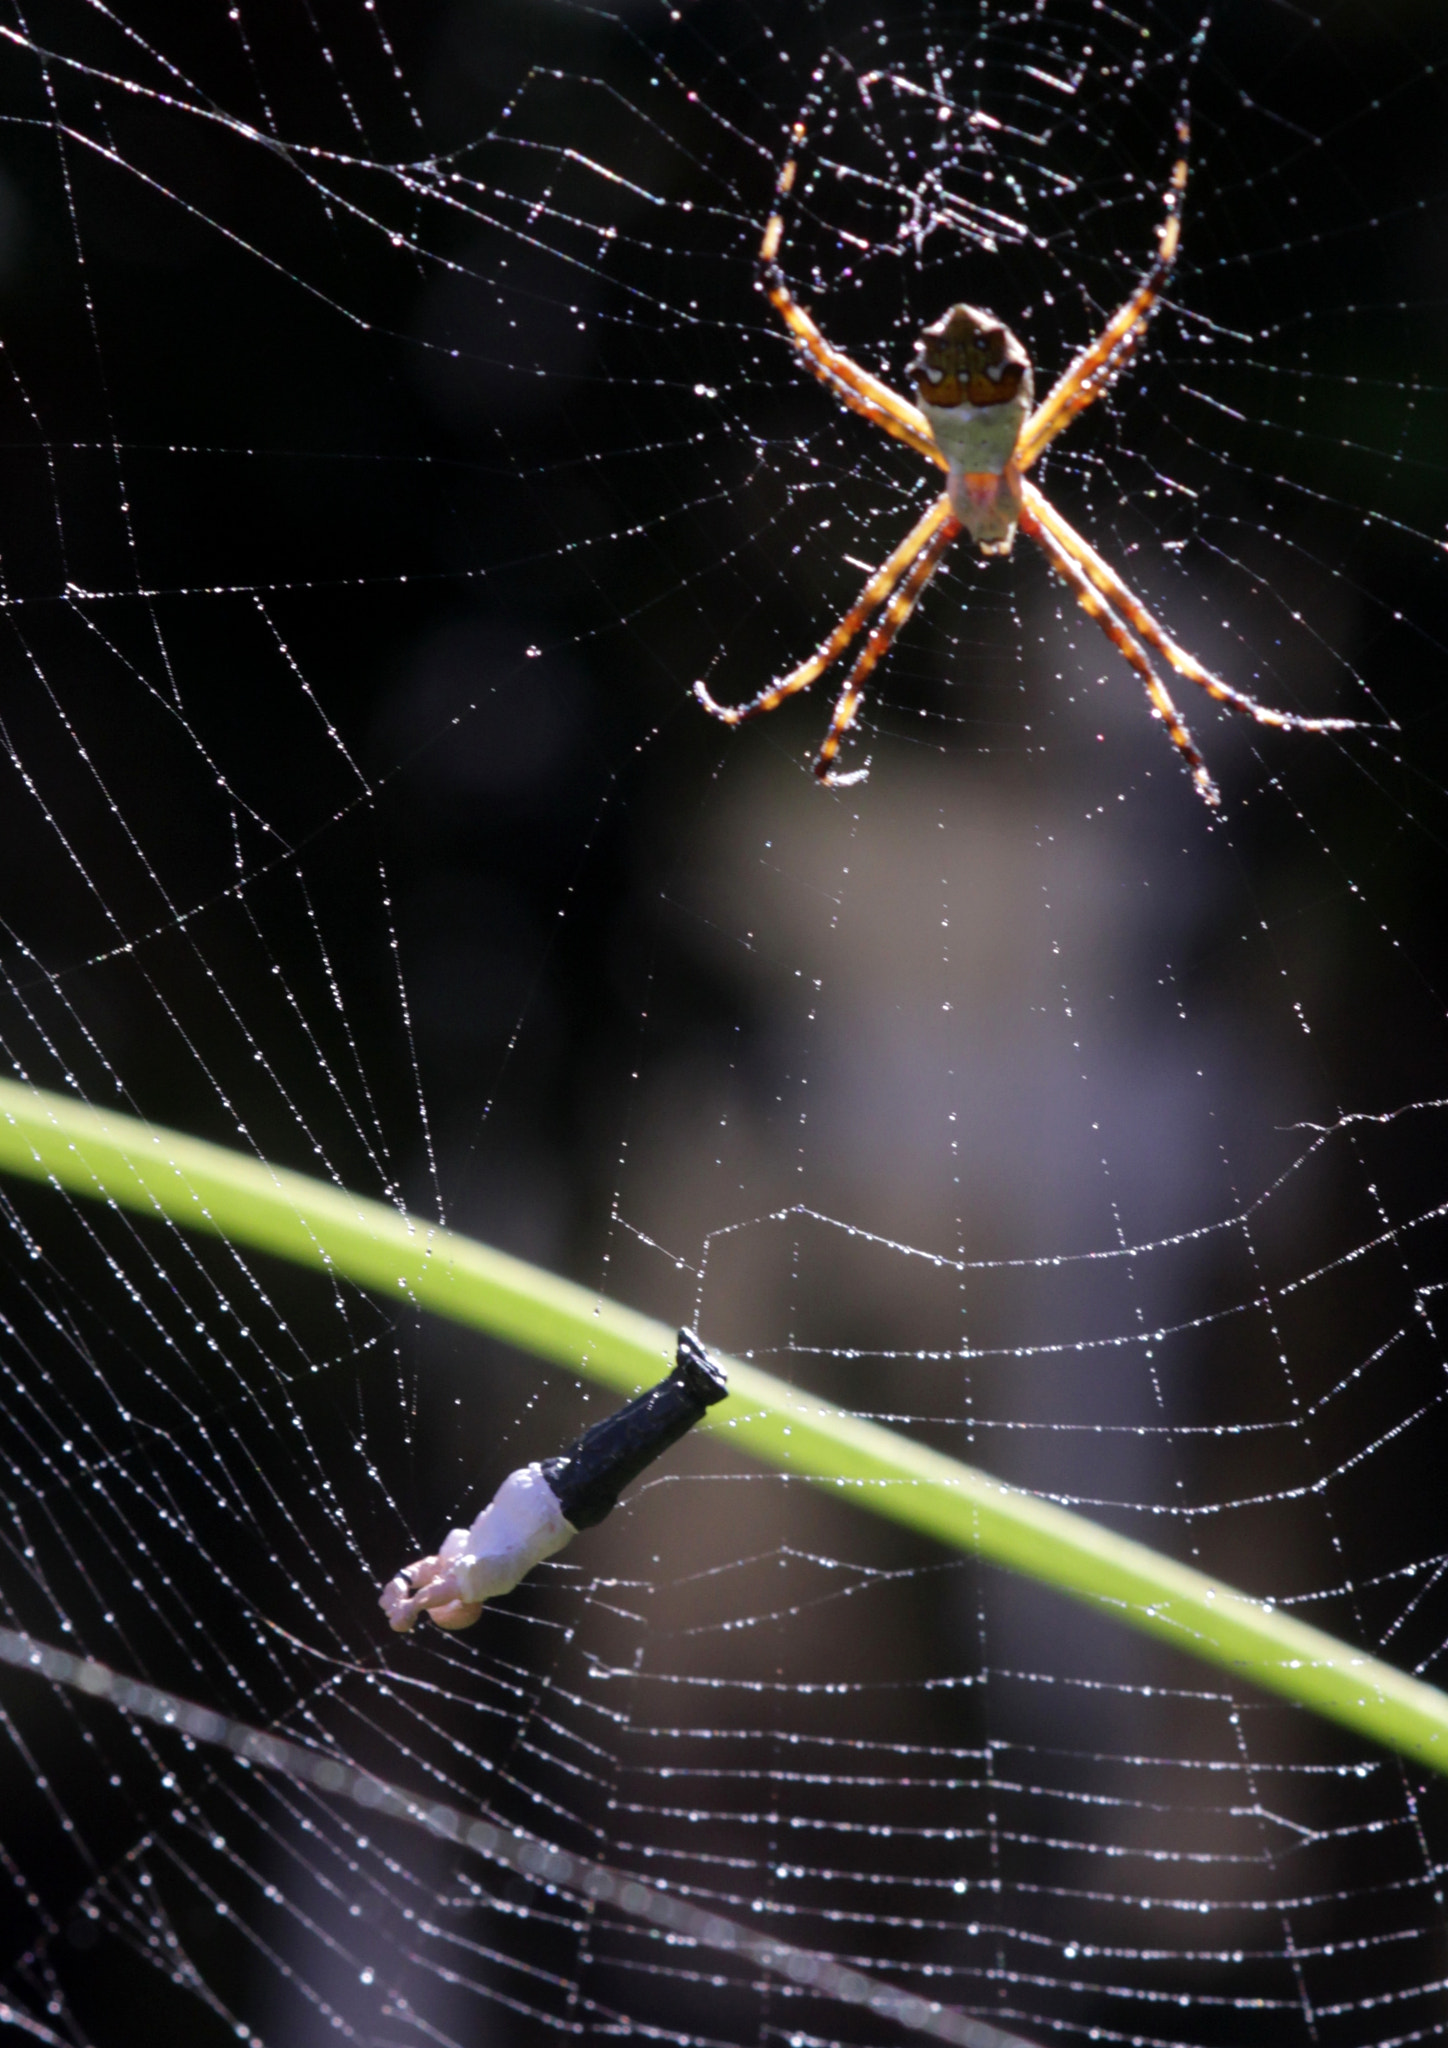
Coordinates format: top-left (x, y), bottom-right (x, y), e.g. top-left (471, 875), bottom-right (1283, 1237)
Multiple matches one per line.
top-left (0, 1626), bottom-right (1039, 2048)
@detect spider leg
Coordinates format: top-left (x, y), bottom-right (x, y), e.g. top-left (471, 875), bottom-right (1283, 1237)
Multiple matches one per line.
top-left (815, 507), bottom-right (961, 786)
top-left (759, 124), bottom-right (947, 473)
top-left (1017, 121), bottom-right (1189, 474)
top-left (696, 493), bottom-right (955, 726)
top-left (1023, 481), bottom-right (1361, 735)
top-left (1019, 495), bottom-right (1219, 807)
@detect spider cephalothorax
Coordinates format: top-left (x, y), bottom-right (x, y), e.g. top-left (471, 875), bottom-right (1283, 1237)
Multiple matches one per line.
top-left (695, 118), bottom-right (1359, 800)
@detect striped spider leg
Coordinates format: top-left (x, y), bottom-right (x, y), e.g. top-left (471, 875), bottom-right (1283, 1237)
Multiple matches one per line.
top-left (695, 117), bottom-right (1361, 801)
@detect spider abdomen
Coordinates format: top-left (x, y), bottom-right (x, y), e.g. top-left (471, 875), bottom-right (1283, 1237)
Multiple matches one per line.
top-left (912, 304), bottom-right (1034, 550)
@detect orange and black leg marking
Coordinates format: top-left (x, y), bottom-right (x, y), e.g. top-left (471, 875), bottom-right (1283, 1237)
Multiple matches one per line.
top-left (758, 124), bottom-right (945, 472)
top-left (1017, 120), bottom-right (1189, 473)
top-left (1023, 482), bottom-right (1362, 736)
top-left (1020, 496), bottom-right (1218, 806)
top-left (696, 494), bottom-right (955, 727)
top-left (814, 508), bottom-right (961, 785)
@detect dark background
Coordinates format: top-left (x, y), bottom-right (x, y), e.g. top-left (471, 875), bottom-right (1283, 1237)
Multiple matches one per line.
top-left (2, 2), bottom-right (1448, 2044)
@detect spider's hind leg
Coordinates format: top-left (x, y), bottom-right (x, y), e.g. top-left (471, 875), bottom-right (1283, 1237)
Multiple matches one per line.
top-left (754, 117), bottom-right (943, 468)
top-left (1017, 118), bottom-right (1190, 473)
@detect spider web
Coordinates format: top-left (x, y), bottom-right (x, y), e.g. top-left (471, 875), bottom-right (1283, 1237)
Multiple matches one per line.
top-left (2, 1), bottom-right (1448, 2044)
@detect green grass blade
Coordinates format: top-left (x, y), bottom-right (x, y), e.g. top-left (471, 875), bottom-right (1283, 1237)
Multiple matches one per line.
top-left (1, 1076), bottom-right (1444, 1774)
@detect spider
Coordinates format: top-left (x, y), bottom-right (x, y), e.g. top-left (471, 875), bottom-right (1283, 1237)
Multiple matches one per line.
top-left (695, 118), bottom-right (1358, 804)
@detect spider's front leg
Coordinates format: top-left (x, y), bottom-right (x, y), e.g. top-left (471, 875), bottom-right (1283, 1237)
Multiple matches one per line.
top-left (694, 495), bottom-right (954, 733)
top-left (1023, 480), bottom-right (1364, 743)
top-left (1019, 496), bottom-right (1220, 807)
top-left (813, 506), bottom-right (960, 785)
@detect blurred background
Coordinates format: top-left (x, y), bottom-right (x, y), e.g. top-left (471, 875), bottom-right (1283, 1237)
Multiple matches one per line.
top-left (2, 1), bottom-right (1448, 2043)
